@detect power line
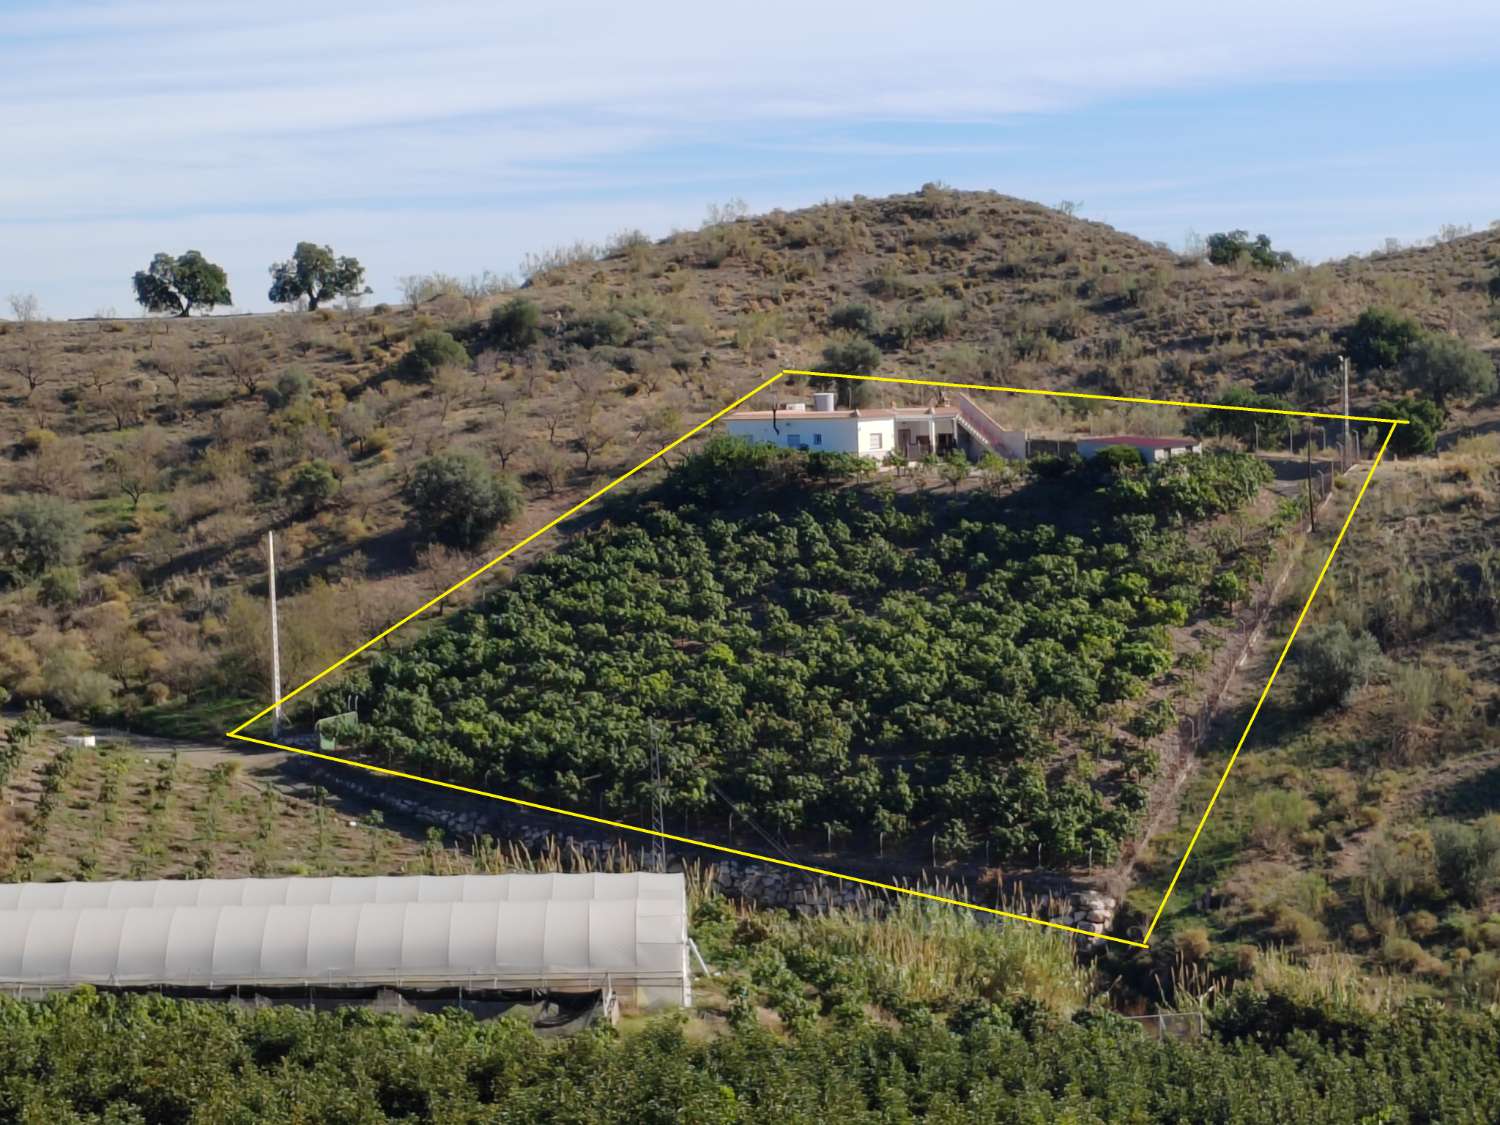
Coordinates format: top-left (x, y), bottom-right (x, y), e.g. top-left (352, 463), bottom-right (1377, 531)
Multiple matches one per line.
top-left (707, 779), bottom-right (798, 865)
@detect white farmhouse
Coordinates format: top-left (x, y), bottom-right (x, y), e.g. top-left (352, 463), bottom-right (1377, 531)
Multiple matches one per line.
top-left (726, 391), bottom-right (1026, 462)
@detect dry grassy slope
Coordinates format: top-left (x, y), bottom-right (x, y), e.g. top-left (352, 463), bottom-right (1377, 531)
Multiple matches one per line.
top-left (1136, 436), bottom-right (1500, 999)
top-left (0, 187), bottom-right (1495, 735)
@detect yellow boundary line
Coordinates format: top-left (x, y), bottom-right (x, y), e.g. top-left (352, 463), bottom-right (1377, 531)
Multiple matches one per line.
top-left (1143, 422), bottom-right (1396, 942)
top-left (228, 370), bottom-right (1405, 950)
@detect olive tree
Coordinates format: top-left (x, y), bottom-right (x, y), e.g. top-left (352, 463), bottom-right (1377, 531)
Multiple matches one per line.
top-left (1402, 333), bottom-right (1496, 409)
top-left (0, 496), bottom-right (84, 585)
top-left (398, 330), bottom-right (468, 382)
top-left (402, 451), bottom-right (520, 548)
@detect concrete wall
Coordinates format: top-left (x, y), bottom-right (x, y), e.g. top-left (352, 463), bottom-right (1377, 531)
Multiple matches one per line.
top-left (726, 416), bottom-right (893, 458)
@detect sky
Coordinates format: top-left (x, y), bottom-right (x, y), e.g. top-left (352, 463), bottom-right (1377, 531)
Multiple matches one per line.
top-left (5, 1), bottom-right (1500, 318)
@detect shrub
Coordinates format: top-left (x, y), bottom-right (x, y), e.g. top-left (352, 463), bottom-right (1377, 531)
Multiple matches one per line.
top-left (402, 451), bottom-right (521, 548)
top-left (1128, 699), bottom-right (1175, 740)
top-left (820, 338), bottom-right (881, 377)
top-left (567, 310), bottom-right (633, 349)
top-left (284, 460), bottom-right (341, 515)
top-left (266, 366), bottom-right (313, 409)
top-left (1431, 818), bottom-right (1500, 906)
top-left (829, 303), bottom-right (879, 336)
top-left (398, 330), bottom-right (468, 381)
top-left (0, 496), bottom-right (84, 586)
top-left (38, 566), bottom-right (81, 607)
top-left (888, 301), bottom-right (960, 346)
top-left (1208, 570), bottom-right (1248, 613)
top-left (1293, 622), bottom-right (1382, 711)
top-left (1174, 926), bottom-right (1211, 962)
top-left (1346, 307), bottom-right (1424, 373)
top-left (488, 297), bottom-right (542, 351)
top-left (1090, 444), bottom-right (1144, 477)
top-left (1247, 790), bottom-right (1312, 853)
top-left (1389, 397), bottom-right (1444, 457)
top-left (1401, 332), bottom-right (1497, 409)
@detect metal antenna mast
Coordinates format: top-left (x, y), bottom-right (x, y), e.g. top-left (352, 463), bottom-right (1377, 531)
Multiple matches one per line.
top-left (266, 530), bottom-right (284, 738)
top-left (648, 720), bottom-right (666, 873)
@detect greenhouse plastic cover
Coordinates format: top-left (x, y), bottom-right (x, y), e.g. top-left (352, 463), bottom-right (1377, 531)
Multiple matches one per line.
top-left (0, 872), bottom-right (679, 911)
top-left (0, 874), bottom-right (689, 1004)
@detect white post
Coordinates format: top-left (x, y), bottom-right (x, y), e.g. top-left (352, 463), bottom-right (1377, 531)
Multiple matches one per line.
top-left (267, 531), bottom-right (283, 738)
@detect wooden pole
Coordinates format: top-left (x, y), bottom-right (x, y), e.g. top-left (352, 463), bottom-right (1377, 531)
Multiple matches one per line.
top-left (267, 531), bottom-right (283, 738)
top-left (1305, 428), bottom-right (1316, 534)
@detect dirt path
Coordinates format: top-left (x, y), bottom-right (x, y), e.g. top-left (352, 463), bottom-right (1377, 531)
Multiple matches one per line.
top-left (46, 719), bottom-right (290, 775)
top-left (1101, 462), bottom-right (1370, 904)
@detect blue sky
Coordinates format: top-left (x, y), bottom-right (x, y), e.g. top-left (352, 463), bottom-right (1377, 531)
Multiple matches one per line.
top-left (5, 0), bottom-right (1500, 317)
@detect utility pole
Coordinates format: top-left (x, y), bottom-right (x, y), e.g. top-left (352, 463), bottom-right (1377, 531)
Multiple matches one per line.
top-left (648, 720), bottom-right (666, 874)
top-left (1338, 354), bottom-right (1351, 469)
top-left (1305, 426), bottom-right (1317, 534)
top-left (266, 530), bottom-right (284, 738)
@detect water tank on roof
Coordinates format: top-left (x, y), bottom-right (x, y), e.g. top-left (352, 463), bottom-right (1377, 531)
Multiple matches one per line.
top-left (812, 391), bottom-right (837, 412)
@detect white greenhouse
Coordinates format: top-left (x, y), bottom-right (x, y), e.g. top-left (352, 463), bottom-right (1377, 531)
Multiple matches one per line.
top-left (0, 873), bottom-right (690, 1019)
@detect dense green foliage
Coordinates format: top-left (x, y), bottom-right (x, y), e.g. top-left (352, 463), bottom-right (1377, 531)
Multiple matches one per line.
top-left (0, 496), bottom-right (84, 586)
top-left (828, 302), bottom-right (879, 336)
top-left (266, 241), bottom-right (370, 310)
top-left (0, 983), bottom-right (1496, 1123)
top-left (1346, 306), bottom-right (1424, 373)
top-left (352, 441), bottom-right (1270, 863)
top-left (1388, 396), bottom-right (1444, 457)
top-left (1401, 332), bottom-right (1497, 408)
top-left (130, 250), bottom-right (232, 316)
top-left (402, 452), bottom-right (521, 549)
top-left (1291, 622), bottom-right (1383, 711)
top-left (284, 459), bottom-right (341, 514)
top-left (1193, 387), bottom-right (1294, 445)
top-left (398, 329), bottom-right (469, 381)
top-left (1430, 817), bottom-right (1500, 906)
top-left (820, 337), bottom-right (881, 378)
top-left (1206, 230), bottom-right (1295, 271)
top-left (488, 297), bottom-right (543, 350)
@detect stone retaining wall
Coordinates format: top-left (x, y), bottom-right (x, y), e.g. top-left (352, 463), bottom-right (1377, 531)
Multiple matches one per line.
top-left (290, 757), bottom-right (1117, 941)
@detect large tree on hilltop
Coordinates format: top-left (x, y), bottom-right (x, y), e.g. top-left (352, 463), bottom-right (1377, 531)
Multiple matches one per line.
top-left (131, 250), bottom-right (232, 316)
top-left (267, 241), bottom-right (371, 310)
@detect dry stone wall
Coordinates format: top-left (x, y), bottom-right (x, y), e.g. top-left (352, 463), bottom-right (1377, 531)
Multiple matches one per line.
top-left (290, 757), bottom-right (1117, 939)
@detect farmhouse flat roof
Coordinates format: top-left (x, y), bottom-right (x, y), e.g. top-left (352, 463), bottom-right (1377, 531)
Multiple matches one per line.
top-left (1082, 435), bottom-right (1200, 449)
top-left (727, 406), bottom-right (961, 421)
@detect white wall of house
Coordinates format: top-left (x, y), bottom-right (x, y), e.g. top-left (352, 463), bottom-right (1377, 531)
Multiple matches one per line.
top-left (726, 416), bottom-right (895, 459)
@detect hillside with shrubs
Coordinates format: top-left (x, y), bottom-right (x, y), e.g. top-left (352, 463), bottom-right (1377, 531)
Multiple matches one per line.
top-left (1, 186), bottom-right (1496, 740)
top-left (1127, 435), bottom-right (1500, 1002)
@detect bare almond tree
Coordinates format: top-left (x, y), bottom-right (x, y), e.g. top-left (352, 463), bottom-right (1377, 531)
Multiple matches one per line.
top-left (152, 340), bottom-right (193, 411)
top-left (7, 293), bottom-right (40, 324)
top-left (82, 355), bottom-right (120, 399)
top-left (100, 381), bottom-right (146, 431)
top-left (530, 442), bottom-right (568, 496)
top-left (492, 421), bottom-right (524, 470)
top-left (430, 364), bottom-right (467, 424)
top-left (218, 329), bottom-right (264, 397)
top-left (108, 425), bottom-right (167, 510)
top-left (537, 397), bottom-right (569, 446)
top-left (575, 411), bottom-right (620, 472)
top-left (2, 333), bottom-right (52, 400)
